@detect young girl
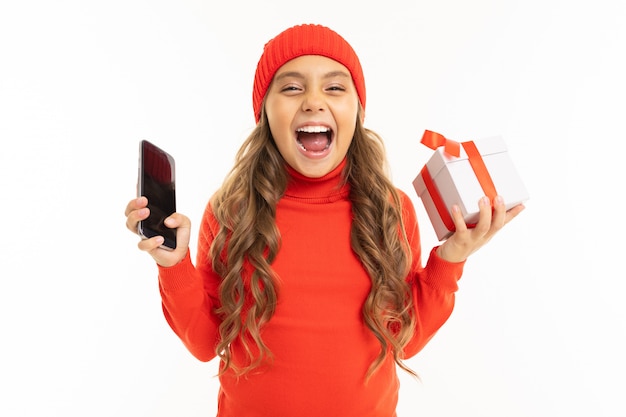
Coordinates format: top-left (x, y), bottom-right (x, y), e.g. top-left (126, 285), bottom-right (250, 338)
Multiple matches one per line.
top-left (125, 23), bottom-right (524, 417)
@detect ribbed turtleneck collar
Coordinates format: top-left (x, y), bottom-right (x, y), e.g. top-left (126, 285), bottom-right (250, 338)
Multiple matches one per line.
top-left (283, 158), bottom-right (350, 203)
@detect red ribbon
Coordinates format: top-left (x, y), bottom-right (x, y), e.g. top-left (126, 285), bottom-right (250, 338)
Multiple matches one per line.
top-left (420, 164), bottom-right (456, 233)
top-left (420, 130), bottom-right (498, 234)
top-left (421, 130), bottom-right (461, 157)
top-left (461, 141), bottom-right (497, 202)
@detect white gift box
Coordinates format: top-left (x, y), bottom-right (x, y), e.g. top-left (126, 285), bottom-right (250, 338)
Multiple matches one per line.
top-left (413, 134), bottom-right (529, 241)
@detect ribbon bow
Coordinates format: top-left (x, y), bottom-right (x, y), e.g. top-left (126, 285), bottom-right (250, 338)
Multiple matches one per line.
top-left (420, 130), bottom-right (461, 157)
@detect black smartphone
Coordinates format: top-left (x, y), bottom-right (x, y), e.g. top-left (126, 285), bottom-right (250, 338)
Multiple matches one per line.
top-left (137, 140), bottom-right (177, 250)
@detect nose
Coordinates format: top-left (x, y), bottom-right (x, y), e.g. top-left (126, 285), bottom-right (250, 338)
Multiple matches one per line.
top-left (301, 89), bottom-right (326, 113)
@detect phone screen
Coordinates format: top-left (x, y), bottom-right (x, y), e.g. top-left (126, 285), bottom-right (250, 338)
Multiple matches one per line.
top-left (137, 140), bottom-right (177, 250)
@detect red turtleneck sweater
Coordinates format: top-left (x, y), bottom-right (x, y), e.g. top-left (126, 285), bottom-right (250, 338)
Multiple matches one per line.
top-left (157, 160), bottom-right (464, 417)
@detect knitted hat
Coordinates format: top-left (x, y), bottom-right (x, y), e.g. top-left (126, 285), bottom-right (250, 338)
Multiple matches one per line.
top-left (252, 24), bottom-right (366, 123)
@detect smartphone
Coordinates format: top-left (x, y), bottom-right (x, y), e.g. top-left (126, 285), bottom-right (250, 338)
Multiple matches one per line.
top-left (137, 140), bottom-right (177, 250)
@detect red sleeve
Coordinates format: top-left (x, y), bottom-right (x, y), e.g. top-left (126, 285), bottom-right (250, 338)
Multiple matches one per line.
top-left (398, 190), bottom-right (465, 358)
top-left (157, 203), bottom-right (222, 362)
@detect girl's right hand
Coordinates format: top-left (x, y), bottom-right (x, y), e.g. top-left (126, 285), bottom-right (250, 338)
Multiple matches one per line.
top-left (124, 196), bottom-right (191, 267)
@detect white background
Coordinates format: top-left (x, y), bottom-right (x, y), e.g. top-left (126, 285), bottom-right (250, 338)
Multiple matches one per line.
top-left (1, 0), bottom-right (624, 416)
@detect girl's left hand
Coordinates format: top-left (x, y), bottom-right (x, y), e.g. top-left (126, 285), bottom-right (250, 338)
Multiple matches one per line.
top-left (436, 195), bottom-right (525, 263)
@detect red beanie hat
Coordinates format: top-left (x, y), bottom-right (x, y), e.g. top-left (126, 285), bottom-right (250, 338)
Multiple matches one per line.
top-left (252, 24), bottom-right (366, 123)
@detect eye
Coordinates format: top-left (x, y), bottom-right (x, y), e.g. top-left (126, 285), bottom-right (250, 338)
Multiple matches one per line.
top-left (280, 84), bottom-right (303, 93)
top-left (326, 85), bottom-right (346, 92)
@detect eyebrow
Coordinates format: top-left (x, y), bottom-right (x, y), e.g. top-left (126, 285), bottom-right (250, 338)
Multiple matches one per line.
top-left (274, 70), bottom-right (351, 81)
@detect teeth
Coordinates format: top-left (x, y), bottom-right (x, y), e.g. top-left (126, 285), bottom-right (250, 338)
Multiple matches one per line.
top-left (297, 126), bottom-right (330, 133)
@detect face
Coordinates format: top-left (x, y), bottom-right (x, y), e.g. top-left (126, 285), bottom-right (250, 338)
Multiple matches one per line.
top-left (264, 55), bottom-right (360, 178)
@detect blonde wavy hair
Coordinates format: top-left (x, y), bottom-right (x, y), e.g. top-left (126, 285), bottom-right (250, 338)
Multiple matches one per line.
top-left (209, 106), bottom-right (417, 378)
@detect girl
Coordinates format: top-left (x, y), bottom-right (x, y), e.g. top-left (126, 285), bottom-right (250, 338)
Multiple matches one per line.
top-left (125, 23), bottom-right (524, 417)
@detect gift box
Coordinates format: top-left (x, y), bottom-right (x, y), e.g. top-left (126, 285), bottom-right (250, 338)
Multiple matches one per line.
top-left (413, 130), bottom-right (529, 241)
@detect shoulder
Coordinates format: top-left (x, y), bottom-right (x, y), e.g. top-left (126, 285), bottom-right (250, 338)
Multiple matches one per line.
top-left (394, 188), bottom-right (420, 239)
top-left (395, 188), bottom-right (417, 215)
top-left (199, 199), bottom-right (220, 240)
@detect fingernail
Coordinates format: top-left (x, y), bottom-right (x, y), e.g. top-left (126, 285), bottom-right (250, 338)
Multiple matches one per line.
top-left (481, 196), bottom-right (490, 206)
top-left (495, 195), bottom-right (504, 205)
top-left (155, 236), bottom-right (164, 244)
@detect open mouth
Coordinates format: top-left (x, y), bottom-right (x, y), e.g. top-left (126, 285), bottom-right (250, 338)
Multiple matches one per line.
top-left (296, 126), bottom-right (333, 153)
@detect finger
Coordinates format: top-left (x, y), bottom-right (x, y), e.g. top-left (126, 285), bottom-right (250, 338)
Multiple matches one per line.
top-left (125, 205), bottom-right (150, 234)
top-left (137, 219), bottom-right (191, 267)
top-left (449, 204), bottom-right (468, 234)
top-left (164, 212), bottom-right (191, 230)
top-left (164, 215), bottom-right (180, 230)
top-left (124, 196), bottom-right (148, 217)
top-left (504, 203), bottom-right (526, 225)
top-left (473, 196), bottom-right (493, 236)
top-left (490, 195), bottom-right (507, 231)
top-left (137, 235), bottom-right (165, 253)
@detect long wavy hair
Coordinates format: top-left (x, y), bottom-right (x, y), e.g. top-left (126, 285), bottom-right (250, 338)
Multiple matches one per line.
top-left (209, 105), bottom-right (417, 378)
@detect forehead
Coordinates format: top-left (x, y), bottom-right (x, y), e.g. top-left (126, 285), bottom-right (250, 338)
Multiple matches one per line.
top-left (274, 55), bottom-right (351, 79)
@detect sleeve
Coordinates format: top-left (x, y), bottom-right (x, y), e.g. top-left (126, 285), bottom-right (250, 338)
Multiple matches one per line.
top-left (157, 203), bottom-right (223, 362)
top-left (397, 190), bottom-right (466, 358)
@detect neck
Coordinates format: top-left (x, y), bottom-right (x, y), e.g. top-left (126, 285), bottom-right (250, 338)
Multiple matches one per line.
top-left (283, 158), bottom-right (349, 202)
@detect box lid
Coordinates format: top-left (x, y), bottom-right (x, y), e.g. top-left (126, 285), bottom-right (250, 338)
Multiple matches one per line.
top-left (426, 136), bottom-right (507, 179)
